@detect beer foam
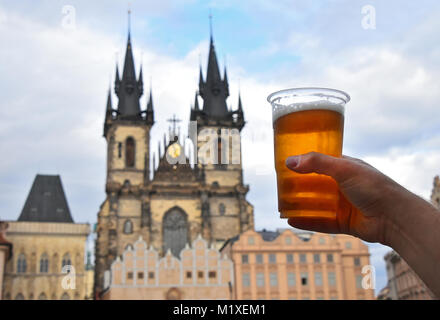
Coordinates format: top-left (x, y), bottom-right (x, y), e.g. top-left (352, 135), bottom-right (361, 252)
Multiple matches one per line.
top-left (272, 100), bottom-right (345, 124)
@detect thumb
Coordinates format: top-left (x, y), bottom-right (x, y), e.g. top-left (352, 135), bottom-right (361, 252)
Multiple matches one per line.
top-left (285, 152), bottom-right (354, 184)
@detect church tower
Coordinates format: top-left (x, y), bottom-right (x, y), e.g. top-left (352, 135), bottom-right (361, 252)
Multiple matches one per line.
top-left (189, 33), bottom-right (251, 243)
top-left (94, 21), bottom-right (253, 297)
top-left (95, 29), bottom-right (155, 295)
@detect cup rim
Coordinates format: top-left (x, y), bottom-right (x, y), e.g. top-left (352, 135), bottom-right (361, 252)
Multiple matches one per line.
top-left (267, 87), bottom-right (351, 105)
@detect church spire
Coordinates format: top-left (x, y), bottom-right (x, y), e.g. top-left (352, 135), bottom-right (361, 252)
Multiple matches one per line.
top-left (194, 91), bottom-right (200, 111)
top-left (114, 12), bottom-right (142, 120)
top-left (145, 83), bottom-right (154, 125)
top-left (104, 87), bottom-right (113, 136)
top-left (198, 21), bottom-right (229, 120)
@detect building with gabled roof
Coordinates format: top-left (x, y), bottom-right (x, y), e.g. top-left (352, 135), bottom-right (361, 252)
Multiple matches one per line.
top-left (1, 174), bottom-right (91, 300)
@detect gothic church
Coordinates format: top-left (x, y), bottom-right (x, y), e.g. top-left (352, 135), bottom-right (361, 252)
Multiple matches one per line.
top-left (94, 27), bottom-right (254, 295)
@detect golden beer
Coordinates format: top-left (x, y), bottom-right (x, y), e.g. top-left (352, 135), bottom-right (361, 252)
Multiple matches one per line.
top-left (268, 88), bottom-right (350, 219)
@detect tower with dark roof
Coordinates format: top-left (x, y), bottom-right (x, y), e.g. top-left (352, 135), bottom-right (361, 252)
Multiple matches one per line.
top-left (18, 175), bottom-right (74, 223)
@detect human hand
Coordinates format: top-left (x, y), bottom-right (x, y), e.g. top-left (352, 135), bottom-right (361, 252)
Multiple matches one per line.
top-left (285, 152), bottom-right (422, 244)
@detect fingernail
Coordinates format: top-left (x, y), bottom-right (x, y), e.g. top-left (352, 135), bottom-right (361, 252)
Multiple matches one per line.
top-left (286, 156), bottom-right (299, 169)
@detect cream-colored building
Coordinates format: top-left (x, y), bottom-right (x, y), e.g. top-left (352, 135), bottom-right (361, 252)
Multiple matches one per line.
top-left (1, 174), bottom-right (91, 300)
top-left (0, 222), bottom-right (12, 300)
top-left (382, 250), bottom-right (435, 300)
top-left (102, 235), bottom-right (234, 300)
top-left (221, 229), bottom-right (375, 300)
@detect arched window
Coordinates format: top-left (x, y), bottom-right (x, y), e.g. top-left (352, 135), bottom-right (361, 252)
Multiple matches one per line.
top-left (219, 203), bottom-right (226, 215)
top-left (125, 137), bottom-right (135, 167)
top-left (61, 253), bottom-right (71, 272)
top-left (17, 254), bottom-right (27, 273)
top-left (39, 253), bottom-right (49, 273)
top-left (163, 207), bottom-right (188, 257)
top-left (60, 292), bottom-right (70, 300)
top-left (123, 219), bottom-right (133, 234)
top-left (38, 293), bottom-right (47, 300)
top-left (15, 293), bottom-right (24, 300)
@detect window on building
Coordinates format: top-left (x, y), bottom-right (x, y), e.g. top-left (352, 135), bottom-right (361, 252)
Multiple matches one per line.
top-left (269, 254), bottom-right (276, 264)
top-left (345, 241), bottom-right (352, 249)
top-left (123, 219), bottom-right (133, 234)
top-left (208, 271), bottom-right (216, 278)
top-left (248, 236), bottom-right (255, 245)
top-left (285, 236), bottom-right (292, 245)
top-left (127, 272), bottom-right (133, 280)
top-left (315, 272), bottom-right (323, 286)
top-left (60, 293), bottom-right (70, 300)
top-left (328, 272), bottom-right (336, 286)
top-left (39, 253), bottom-right (49, 273)
top-left (17, 254), bottom-right (27, 273)
top-left (148, 272), bottom-right (155, 279)
top-left (256, 254), bottom-right (263, 264)
top-left (356, 275), bottom-right (363, 289)
top-left (198, 271), bottom-right (204, 279)
top-left (319, 237), bottom-right (325, 244)
top-left (287, 272), bottom-right (296, 287)
top-left (330, 296), bottom-right (338, 300)
top-left (256, 273), bottom-right (265, 287)
top-left (300, 254), bottom-right (307, 263)
top-left (286, 254), bottom-right (294, 264)
top-left (186, 271), bottom-right (192, 279)
top-left (61, 253), bottom-right (71, 272)
top-left (219, 203), bottom-right (226, 215)
top-left (241, 254), bottom-right (249, 264)
top-left (118, 142), bottom-right (122, 158)
top-left (138, 272), bottom-right (144, 279)
top-left (38, 293), bottom-right (47, 300)
top-left (269, 272), bottom-right (278, 287)
top-left (15, 293), bottom-right (24, 300)
top-left (301, 272), bottom-right (308, 286)
top-left (242, 273), bottom-right (250, 287)
top-left (354, 257), bottom-right (361, 266)
top-left (313, 253), bottom-right (321, 263)
top-left (125, 137), bottom-right (135, 167)
top-left (327, 254), bottom-right (334, 263)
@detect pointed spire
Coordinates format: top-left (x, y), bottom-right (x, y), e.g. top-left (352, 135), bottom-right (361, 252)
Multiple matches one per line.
top-left (104, 87), bottom-right (113, 137)
top-left (114, 22), bottom-right (142, 120)
top-left (223, 65), bottom-right (229, 97)
top-left (144, 81), bottom-right (155, 125)
top-left (137, 64), bottom-right (144, 96)
top-left (194, 91), bottom-right (200, 110)
top-left (238, 92), bottom-right (243, 111)
top-left (114, 64), bottom-right (120, 95)
top-left (198, 64), bottom-right (205, 97)
top-left (106, 87), bottom-right (112, 112)
top-left (198, 21), bottom-right (229, 119)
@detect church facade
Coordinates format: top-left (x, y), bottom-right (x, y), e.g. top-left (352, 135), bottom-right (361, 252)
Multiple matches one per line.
top-left (94, 29), bottom-right (254, 296)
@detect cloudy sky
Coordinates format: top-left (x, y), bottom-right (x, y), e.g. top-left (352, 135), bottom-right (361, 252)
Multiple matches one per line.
top-left (1, 0), bottom-right (440, 295)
